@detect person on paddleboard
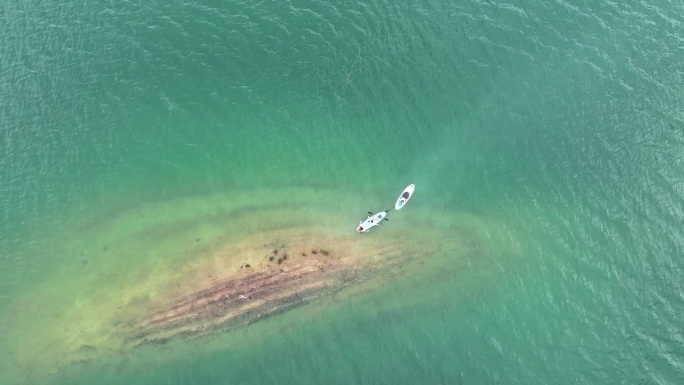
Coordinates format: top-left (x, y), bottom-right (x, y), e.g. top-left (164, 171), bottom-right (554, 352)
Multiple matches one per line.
top-left (357, 210), bottom-right (389, 233)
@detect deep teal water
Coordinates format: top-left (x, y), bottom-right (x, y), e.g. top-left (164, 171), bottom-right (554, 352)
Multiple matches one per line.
top-left (2, 0), bottom-right (684, 384)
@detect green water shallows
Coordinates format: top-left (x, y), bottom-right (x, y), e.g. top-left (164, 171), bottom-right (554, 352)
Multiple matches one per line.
top-left (2, 0), bottom-right (684, 384)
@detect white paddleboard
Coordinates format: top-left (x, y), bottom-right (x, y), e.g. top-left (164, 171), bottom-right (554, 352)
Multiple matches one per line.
top-left (357, 211), bottom-right (388, 233)
top-left (394, 184), bottom-right (415, 210)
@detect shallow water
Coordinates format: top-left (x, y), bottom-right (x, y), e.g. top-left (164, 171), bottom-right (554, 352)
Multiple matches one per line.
top-left (2, 0), bottom-right (683, 384)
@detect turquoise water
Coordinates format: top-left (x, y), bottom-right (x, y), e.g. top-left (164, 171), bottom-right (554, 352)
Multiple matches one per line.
top-left (2, 0), bottom-right (684, 384)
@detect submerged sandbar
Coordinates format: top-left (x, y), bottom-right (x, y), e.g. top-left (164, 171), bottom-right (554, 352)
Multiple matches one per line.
top-left (1, 187), bottom-right (512, 384)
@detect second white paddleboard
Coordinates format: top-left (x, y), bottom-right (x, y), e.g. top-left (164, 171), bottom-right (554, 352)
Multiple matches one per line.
top-left (394, 184), bottom-right (415, 210)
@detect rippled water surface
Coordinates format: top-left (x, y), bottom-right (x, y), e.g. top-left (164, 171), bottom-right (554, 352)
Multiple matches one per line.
top-left (1, 0), bottom-right (683, 384)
